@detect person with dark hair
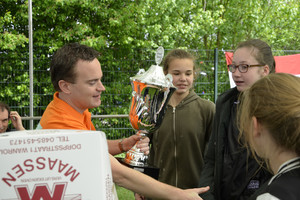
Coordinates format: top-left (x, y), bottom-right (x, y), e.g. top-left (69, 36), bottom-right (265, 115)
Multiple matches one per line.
top-left (38, 43), bottom-right (210, 199)
top-left (238, 73), bottom-right (300, 199)
top-left (38, 43), bottom-right (148, 155)
top-left (198, 39), bottom-right (275, 200)
top-left (0, 102), bottom-right (25, 133)
top-left (148, 49), bottom-right (215, 189)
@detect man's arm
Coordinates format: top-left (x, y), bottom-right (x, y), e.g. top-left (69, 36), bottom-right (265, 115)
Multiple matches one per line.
top-left (110, 154), bottom-right (210, 200)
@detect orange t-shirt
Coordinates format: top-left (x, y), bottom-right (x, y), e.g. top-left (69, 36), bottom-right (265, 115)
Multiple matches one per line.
top-left (39, 92), bottom-right (95, 130)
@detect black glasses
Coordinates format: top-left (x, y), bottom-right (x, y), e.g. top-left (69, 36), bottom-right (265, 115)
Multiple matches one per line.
top-left (228, 64), bottom-right (265, 73)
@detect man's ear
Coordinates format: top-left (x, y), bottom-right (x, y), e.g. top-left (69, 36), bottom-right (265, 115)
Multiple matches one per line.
top-left (58, 80), bottom-right (72, 94)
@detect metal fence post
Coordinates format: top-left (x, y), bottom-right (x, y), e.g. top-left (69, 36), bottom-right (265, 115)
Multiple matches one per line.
top-left (214, 48), bottom-right (218, 103)
top-left (28, 0), bottom-right (34, 129)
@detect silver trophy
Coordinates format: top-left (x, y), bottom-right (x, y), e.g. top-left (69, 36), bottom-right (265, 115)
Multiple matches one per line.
top-left (124, 47), bottom-right (176, 167)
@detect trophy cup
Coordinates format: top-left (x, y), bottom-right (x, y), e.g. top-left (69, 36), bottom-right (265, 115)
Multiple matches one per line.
top-left (122, 47), bottom-right (176, 178)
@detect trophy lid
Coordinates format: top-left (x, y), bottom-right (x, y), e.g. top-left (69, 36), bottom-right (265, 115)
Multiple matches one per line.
top-left (130, 65), bottom-right (174, 88)
top-left (130, 46), bottom-right (175, 88)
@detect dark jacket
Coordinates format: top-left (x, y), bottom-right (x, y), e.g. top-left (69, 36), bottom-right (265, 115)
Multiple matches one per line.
top-left (255, 162), bottom-right (300, 200)
top-left (198, 87), bottom-right (272, 200)
top-left (148, 91), bottom-right (215, 189)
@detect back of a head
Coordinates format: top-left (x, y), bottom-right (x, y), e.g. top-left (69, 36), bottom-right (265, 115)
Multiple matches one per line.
top-left (239, 73), bottom-right (300, 156)
top-left (50, 43), bottom-right (100, 91)
top-left (236, 39), bottom-right (276, 74)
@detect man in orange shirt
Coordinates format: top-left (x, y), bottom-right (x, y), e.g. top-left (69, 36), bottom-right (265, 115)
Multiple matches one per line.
top-left (38, 43), bottom-right (148, 156)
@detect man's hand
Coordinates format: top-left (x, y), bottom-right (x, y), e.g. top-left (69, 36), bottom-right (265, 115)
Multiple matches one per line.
top-left (182, 186), bottom-right (210, 200)
top-left (135, 186), bottom-right (210, 200)
top-left (123, 134), bottom-right (150, 155)
top-left (134, 193), bottom-right (145, 200)
top-left (10, 111), bottom-right (25, 131)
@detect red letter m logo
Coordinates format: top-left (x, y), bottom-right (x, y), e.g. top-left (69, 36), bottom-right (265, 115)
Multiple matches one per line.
top-left (15, 182), bottom-right (67, 200)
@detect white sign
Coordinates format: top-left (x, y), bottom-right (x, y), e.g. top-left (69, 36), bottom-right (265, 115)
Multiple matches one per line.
top-left (0, 129), bottom-right (117, 200)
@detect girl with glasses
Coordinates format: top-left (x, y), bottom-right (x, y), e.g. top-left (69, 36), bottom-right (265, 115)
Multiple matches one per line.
top-left (198, 39), bottom-right (275, 200)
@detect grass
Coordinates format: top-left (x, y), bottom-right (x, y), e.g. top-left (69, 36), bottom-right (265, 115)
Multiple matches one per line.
top-left (115, 154), bottom-right (135, 199)
top-left (116, 185), bottom-right (135, 200)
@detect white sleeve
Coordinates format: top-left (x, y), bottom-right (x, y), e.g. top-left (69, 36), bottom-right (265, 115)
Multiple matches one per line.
top-left (257, 193), bottom-right (280, 200)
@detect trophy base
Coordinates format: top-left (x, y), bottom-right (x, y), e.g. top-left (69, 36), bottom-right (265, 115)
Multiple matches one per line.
top-left (117, 157), bottom-right (160, 180)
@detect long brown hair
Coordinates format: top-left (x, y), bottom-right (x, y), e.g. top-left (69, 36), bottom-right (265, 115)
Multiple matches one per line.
top-left (238, 73), bottom-right (300, 161)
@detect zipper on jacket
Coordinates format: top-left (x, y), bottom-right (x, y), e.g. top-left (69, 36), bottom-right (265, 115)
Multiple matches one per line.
top-left (173, 107), bottom-right (178, 187)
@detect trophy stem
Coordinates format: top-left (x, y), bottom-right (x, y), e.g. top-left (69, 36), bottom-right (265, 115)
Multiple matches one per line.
top-left (124, 131), bottom-right (148, 166)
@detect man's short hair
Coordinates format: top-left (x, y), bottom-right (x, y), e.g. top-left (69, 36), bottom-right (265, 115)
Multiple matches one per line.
top-left (0, 102), bottom-right (10, 118)
top-left (50, 43), bottom-right (100, 91)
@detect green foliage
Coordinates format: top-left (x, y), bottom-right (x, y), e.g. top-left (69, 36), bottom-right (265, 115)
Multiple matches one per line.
top-left (1, 0), bottom-right (299, 51)
top-left (0, 0), bottom-right (299, 134)
top-left (0, 9), bottom-right (28, 50)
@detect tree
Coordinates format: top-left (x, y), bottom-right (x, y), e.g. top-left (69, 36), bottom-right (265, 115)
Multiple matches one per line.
top-left (0, 0), bottom-right (299, 133)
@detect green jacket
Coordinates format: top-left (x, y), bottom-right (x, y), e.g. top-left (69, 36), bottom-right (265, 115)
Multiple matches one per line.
top-left (148, 91), bottom-right (215, 189)
top-left (198, 87), bottom-right (271, 200)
